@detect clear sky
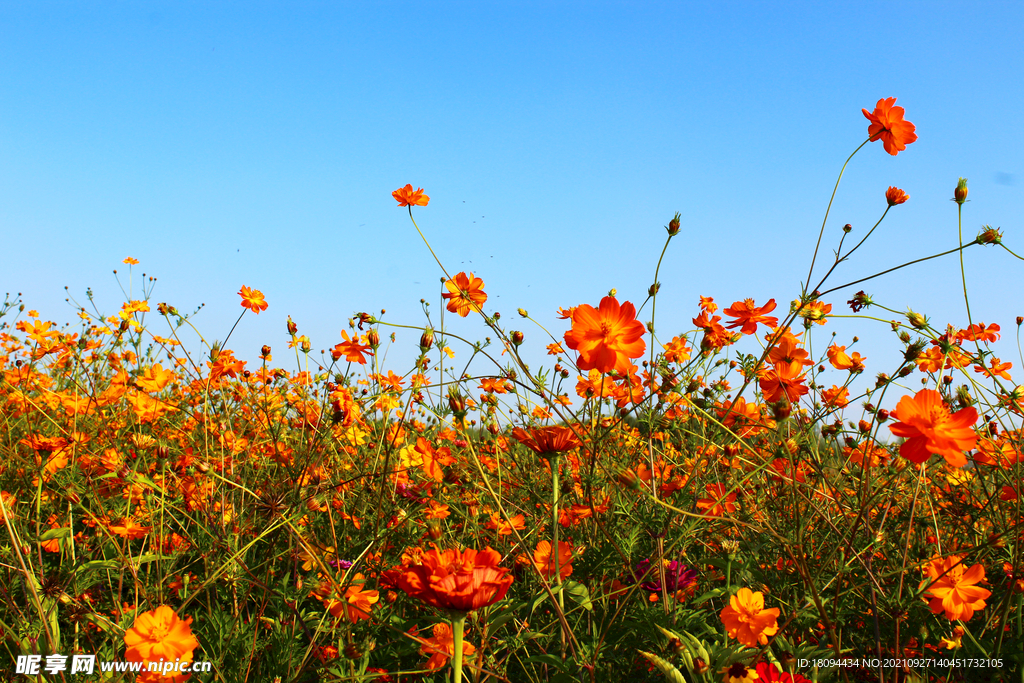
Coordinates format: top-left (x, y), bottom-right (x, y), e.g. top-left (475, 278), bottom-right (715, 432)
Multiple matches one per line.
top-left (2, 1), bottom-right (1022, 402)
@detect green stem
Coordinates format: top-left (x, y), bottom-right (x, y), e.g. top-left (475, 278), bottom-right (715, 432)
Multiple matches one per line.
top-left (451, 612), bottom-right (467, 683)
top-left (552, 454), bottom-right (563, 605)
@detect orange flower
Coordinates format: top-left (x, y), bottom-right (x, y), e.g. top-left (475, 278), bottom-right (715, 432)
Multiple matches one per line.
top-left (862, 97), bottom-right (918, 156)
top-left (383, 546), bottom-right (513, 612)
top-left (920, 556), bottom-right (991, 621)
top-left (821, 385), bottom-right (850, 408)
top-left (886, 186), bottom-right (909, 206)
top-left (332, 330), bottom-right (372, 365)
top-left (525, 540), bottom-right (573, 581)
top-left (418, 622), bottom-right (476, 671)
top-left (324, 573), bottom-right (379, 624)
top-left (109, 516), bottom-right (153, 540)
top-left (442, 272), bottom-right (487, 317)
top-left (696, 483), bottom-right (738, 518)
top-left (889, 388), bottom-right (978, 467)
top-left (564, 296), bottom-right (646, 375)
top-left (238, 286), bottom-right (268, 314)
top-left (123, 257), bottom-right (140, 265)
top-left (484, 512), bottom-right (526, 536)
top-left (392, 184), bottom-right (430, 207)
top-left (724, 298), bottom-right (778, 335)
top-left (124, 605), bottom-right (200, 664)
top-left (827, 345), bottom-right (865, 372)
top-left (759, 361), bottom-right (808, 403)
top-left (720, 587), bottom-right (780, 647)
top-left (511, 425), bottom-right (581, 455)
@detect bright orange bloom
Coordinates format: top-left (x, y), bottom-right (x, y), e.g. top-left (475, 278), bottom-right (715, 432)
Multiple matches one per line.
top-left (123, 257), bottom-right (140, 265)
top-left (759, 361), bottom-right (808, 403)
top-left (720, 587), bottom-right (780, 647)
top-left (238, 286), bottom-right (268, 314)
top-left (698, 295), bottom-right (718, 314)
top-left (442, 272), bottom-right (487, 317)
top-left (392, 184), bottom-right (430, 207)
top-left (124, 605), bottom-right (200, 664)
top-left (417, 622), bottom-right (476, 671)
top-left (484, 512), bottom-right (526, 536)
top-left (383, 546), bottom-right (513, 612)
top-left (525, 540), bottom-right (573, 581)
top-left (724, 298), bottom-right (778, 335)
top-left (511, 425), bottom-right (581, 455)
top-left (886, 186), bottom-right (909, 206)
top-left (821, 385), bottom-right (850, 408)
top-left (693, 310), bottom-right (734, 351)
top-left (920, 556), bottom-right (991, 621)
top-left (794, 299), bottom-right (832, 325)
top-left (862, 97), bottom-right (918, 156)
top-left (564, 297), bottom-right (646, 374)
top-left (109, 516), bottom-right (153, 540)
top-left (324, 574), bottom-right (379, 624)
top-left (696, 483), bottom-right (738, 518)
top-left (827, 345), bottom-right (865, 372)
top-left (332, 330), bottom-right (372, 364)
top-left (889, 389), bottom-right (978, 467)
top-left (974, 357), bottom-right (1012, 380)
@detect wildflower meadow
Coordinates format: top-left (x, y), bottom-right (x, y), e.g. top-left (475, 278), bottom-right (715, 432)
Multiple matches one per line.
top-left (2, 98), bottom-right (1022, 683)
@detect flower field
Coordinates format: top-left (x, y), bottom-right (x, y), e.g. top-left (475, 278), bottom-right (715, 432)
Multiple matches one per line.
top-left (2, 98), bottom-right (1022, 683)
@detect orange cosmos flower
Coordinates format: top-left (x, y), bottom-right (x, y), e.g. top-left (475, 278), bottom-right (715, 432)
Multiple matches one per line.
top-left (886, 186), bottom-right (909, 206)
top-left (724, 298), bottom-right (778, 335)
top-left (332, 330), bottom-right (373, 364)
top-left (827, 345), bottom-right (865, 372)
top-left (238, 286), bottom-right (268, 314)
top-left (862, 97), bottom-right (918, 156)
top-left (889, 388), bottom-right (978, 467)
top-left (123, 257), bottom-right (140, 265)
top-left (392, 184), bottom-right (430, 207)
top-left (324, 573), bottom-right (379, 624)
top-left (696, 483), bottom-right (738, 518)
top-left (920, 556), bottom-right (991, 621)
top-left (124, 605), bottom-right (200, 664)
top-left (418, 622), bottom-right (476, 671)
top-left (442, 272), bottom-right (487, 317)
top-left (563, 296), bottom-right (646, 375)
top-left (484, 512), bottom-right (526, 536)
top-left (759, 361), bottom-right (808, 403)
top-left (524, 540), bottom-right (573, 581)
top-left (821, 385), bottom-right (850, 408)
top-left (109, 516), bottom-right (153, 540)
top-left (383, 546), bottom-right (513, 612)
top-left (720, 587), bottom-right (780, 647)
top-left (511, 425), bottom-right (581, 455)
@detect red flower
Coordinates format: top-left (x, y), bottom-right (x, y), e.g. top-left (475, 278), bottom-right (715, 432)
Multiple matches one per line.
top-left (393, 184), bottom-right (430, 207)
top-left (383, 546), bottom-right (513, 612)
top-left (889, 388), bottom-right (978, 467)
top-left (863, 97), bottom-right (918, 156)
top-left (511, 425), bottom-right (581, 455)
top-left (886, 186), bottom-right (909, 206)
top-left (563, 297), bottom-right (646, 375)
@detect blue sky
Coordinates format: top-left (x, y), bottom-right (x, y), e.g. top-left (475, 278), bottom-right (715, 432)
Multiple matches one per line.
top-left (2, 2), bottom-right (1022, 405)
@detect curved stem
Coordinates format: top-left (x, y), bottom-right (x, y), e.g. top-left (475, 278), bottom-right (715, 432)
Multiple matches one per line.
top-left (804, 138), bottom-right (871, 292)
top-left (408, 207), bottom-right (452, 282)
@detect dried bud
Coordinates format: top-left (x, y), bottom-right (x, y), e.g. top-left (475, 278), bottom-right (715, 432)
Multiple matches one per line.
top-left (666, 212), bottom-right (681, 237)
top-left (953, 177), bottom-right (969, 205)
top-left (976, 226), bottom-right (1003, 245)
top-left (876, 373), bottom-right (890, 388)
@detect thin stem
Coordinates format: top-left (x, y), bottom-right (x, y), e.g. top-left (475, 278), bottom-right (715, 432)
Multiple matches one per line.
top-left (817, 242), bottom-right (978, 298)
top-left (408, 207), bottom-right (453, 282)
top-left (452, 612), bottom-right (467, 683)
top-left (804, 138), bottom-right (871, 291)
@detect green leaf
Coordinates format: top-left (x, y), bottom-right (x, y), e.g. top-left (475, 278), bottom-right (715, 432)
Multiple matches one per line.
top-left (39, 527), bottom-right (71, 541)
top-left (563, 580), bottom-right (593, 611)
top-left (523, 653), bottom-right (568, 672)
top-left (638, 650), bottom-right (686, 683)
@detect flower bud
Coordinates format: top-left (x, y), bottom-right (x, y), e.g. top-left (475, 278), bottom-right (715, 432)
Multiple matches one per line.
top-left (648, 282), bottom-right (661, 297)
top-left (953, 177), bottom-right (969, 205)
top-left (511, 331), bottom-right (524, 346)
top-left (261, 345), bottom-right (271, 358)
top-left (367, 329), bottom-right (380, 348)
top-left (287, 317), bottom-right (298, 335)
top-left (666, 212), bottom-right (681, 236)
top-left (608, 288), bottom-right (617, 298)
top-left (976, 226), bottom-right (1003, 245)
top-left (876, 409), bottom-right (890, 423)
top-left (843, 223), bottom-right (853, 233)
top-left (517, 308), bottom-right (528, 318)
top-left (419, 328), bottom-right (434, 352)
top-left (905, 310), bottom-right (928, 329)
top-left (447, 386), bottom-right (467, 419)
